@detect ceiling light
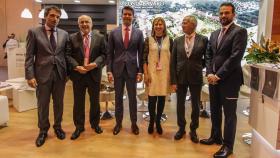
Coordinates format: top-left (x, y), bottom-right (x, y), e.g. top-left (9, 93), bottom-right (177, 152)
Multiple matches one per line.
top-left (38, 8), bottom-right (68, 19)
top-left (108, 0), bottom-right (115, 4)
top-left (21, 8), bottom-right (33, 18)
top-left (35, 0), bottom-right (42, 2)
top-left (74, 0), bottom-right (80, 3)
top-left (60, 9), bottom-right (68, 19)
top-left (38, 9), bottom-right (44, 18)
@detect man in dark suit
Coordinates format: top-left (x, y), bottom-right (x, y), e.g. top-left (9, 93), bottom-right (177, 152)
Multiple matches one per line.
top-left (200, 2), bottom-right (248, 158)
top-left (25, 6), bottom-right (69, 147)
top-left (170, 15), bottom-right (208, 143)
top-left (66, 15), bottom-right (106, 140)
top-left (107, 6), bottom-right (144, 135)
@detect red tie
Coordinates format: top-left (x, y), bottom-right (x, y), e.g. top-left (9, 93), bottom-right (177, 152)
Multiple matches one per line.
top-left (124, 26), bottom-right (130, 49)
top-left (83, 34), bottom-right (90, 65)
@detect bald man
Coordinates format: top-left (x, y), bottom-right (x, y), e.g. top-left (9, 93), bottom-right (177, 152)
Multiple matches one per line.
top-left (66, 15), bottom-right (107, 140)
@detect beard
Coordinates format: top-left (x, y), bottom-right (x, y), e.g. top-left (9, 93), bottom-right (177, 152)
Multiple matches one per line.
top-left (220, 18), bottom-right (233, 26)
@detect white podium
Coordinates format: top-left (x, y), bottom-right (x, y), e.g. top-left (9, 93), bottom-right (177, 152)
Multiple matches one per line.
top-left (248, 64), bottom-right (280, 158)
top-left (7, 47), bottom-right (26, 79)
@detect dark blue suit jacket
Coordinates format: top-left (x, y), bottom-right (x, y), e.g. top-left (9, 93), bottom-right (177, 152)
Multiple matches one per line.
top-left (205, 24), bottom-right (248, 97)
top-left (107, 26), bottom-right (144, 78)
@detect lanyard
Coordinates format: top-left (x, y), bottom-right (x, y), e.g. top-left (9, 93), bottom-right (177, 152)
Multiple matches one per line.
top-left (155, 37), bottom-right (163, 61)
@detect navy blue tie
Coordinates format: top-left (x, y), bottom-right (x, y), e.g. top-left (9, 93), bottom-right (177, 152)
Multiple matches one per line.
top-left (49, 29), bottom-right (56, 51)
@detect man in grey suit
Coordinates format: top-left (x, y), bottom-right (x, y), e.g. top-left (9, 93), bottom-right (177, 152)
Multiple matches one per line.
top-left (66, 15), bottom-right (106, 140)
top-left (170, 15), bottom-right (208, 143)
top-left (107, 6), bottom-right (144, 135)
top-left (200, 2), bottom-right (248, 158)
top-left (25, 6), bottom-right (69, 147)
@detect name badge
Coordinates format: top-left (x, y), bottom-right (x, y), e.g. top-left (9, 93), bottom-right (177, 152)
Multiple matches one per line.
top-left (156, 62), bottom-right (162, 71)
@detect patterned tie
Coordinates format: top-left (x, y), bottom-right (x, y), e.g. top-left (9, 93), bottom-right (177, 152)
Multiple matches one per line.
top-left (185, 35), bottom-right (192, 57)
top-left (124, 26), bottom-right (130, 49)
top-left (217, 28), bottom-right (226, 47)
top-left (49, 29), bottom-right (56, 51)
top-left (83, 34), bottom-right (90, 65)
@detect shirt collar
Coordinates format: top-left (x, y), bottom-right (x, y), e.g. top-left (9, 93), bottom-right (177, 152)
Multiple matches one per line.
top-left (122, 24), bottom-right (132, 31)
top-left (81, 31), bottom-right (92, 38)
top-left (185, 32), bottom-right (196, 39)
top-left (45, 25), bottom-right (57, 32)
top-left (221, 21), bottom-right (234, 32)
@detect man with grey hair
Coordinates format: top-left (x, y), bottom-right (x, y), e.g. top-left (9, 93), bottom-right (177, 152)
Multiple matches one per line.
top-left (170, 15), bottom-right (208, 142)
top-left (66, 15), bottom-right (107, 140)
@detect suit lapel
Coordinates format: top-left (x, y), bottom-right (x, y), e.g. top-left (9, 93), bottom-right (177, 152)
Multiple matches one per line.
top-left (212, 30), bottom-right (219, 52)
top-left (189, 35), bottom-right (200, 57)
top-left (89, 32), bottom-right (95, 58)
top-left (77, 32), bottom-right (85, 58)
top-left (127, 27), bottom-right (135, 49)
top-left (55, 29), bottom-right (62, 54)
top-left (180, 36), bottom-right (187, 59)
top-left (41, 26), bottom-right (53, 53)
top-left (116, 27), bottom-right (125, 49)
top-left (217, 24), bottom-right (236, 51)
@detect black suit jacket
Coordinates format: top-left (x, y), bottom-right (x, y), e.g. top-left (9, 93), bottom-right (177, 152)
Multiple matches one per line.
top-left (171, 33), bottom-right (208, 85)
top-left (205, 24), bottom-right (247, 97)
top-left (66, 31), bottom-right (107, 82)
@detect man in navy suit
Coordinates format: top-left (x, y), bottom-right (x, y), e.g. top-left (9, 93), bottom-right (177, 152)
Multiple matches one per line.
top-left (200, 2), bottom-right (248, 158)
top-left (107, 6), bottom-right (144, 135)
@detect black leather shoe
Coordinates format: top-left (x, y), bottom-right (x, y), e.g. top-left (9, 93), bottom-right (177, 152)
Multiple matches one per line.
top-left (200, 137), bottom-right (223, 145)
top-left (113, 125), bottom-right (122, 135)
top-left (148, 123), bottom-right (154, 134)
top-left (54, 128), bottom-right (65, 140)
top-left (156, 123), bottom-right (163, 135)
top-left (35, 133), bottom-right (48, 147)
top-left (92, 126), bottom-right (103, 134)
top-left (131, 124), bottom-right (139, 135)
top-left (189, 131), bottom-right (199, 143)
top-left (70, 128), bottom-right (85, 140)
top-left (174, 130), bottom-right (186, 140)
top-left (213, 145), bottom-right (233, 158)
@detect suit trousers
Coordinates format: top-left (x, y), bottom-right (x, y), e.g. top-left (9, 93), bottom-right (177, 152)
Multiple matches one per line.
top-left (176, 84), bottom-right (201, 132)
top-left (148, 96), bottom-right (166, 124)
top-left (72, 73), bottom-right (101, 130)
top-left (114, 66), bottom-right (137, 125)
top-left (209, 84), bottom-right (239, 150)
top-left (36, 66), bottom-right (66, 133)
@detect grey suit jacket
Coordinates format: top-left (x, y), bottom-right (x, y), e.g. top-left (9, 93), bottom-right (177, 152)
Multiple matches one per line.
top-left (25, 26), bottom-right (69, 83)
top-left (205, 23), bottom-right (247, 97)
top-left (66, 31), bottom-right (107, 82)
top-left (171, 33), bottom-right (208, 85)
top-left (107, 26), bottom-right (144, 78)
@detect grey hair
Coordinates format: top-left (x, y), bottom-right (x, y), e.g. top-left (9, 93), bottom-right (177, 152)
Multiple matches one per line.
top-left (183, 15), bottom-right (197, 27)
top-left (78, 15), bottom-right (93, 24)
